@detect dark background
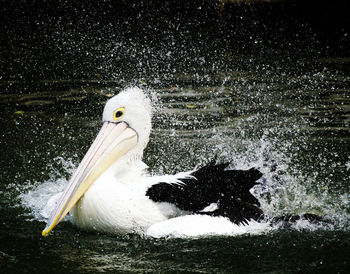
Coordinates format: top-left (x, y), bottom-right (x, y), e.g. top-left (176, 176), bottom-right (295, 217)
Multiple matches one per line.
top-left (1, 0), bottom-right (349, 90)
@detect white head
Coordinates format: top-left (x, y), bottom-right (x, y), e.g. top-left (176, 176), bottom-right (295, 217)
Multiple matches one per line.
top-left (102, 87), bottom-right (152, 157)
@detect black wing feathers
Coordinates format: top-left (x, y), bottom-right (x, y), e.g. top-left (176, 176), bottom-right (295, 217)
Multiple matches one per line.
top-left (146, 161), bottom-right (263, 225)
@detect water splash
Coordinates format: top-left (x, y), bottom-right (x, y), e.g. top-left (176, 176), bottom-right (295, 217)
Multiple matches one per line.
top-left (20, 156), bottom-right (76, 222)
top-left (20, 129), bottom-right (350, 237)
top-left (210, 122), bottom-right (350, 231)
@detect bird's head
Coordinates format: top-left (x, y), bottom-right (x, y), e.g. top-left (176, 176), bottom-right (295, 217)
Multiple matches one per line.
top-left (42, 87), bottom-right (152, 236)
top-left (102, 87), bottom-right (152, 158)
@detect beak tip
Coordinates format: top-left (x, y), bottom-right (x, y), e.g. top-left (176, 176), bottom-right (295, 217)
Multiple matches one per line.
top-left (42, 229), bottom-right (49, 237)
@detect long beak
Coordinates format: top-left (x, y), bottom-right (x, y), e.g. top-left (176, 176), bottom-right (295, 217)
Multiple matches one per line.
top-left (42, 121), bottom-right (138, 236)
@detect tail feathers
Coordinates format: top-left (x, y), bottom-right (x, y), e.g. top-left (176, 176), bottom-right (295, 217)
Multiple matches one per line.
top-left (146, 160), bottom-right (264, 225)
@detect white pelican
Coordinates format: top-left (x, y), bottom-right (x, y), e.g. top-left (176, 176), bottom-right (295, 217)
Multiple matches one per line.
top-left (42, 87), bottom-right (264, 237)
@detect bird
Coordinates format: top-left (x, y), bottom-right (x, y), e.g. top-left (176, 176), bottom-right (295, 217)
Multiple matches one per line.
top-left (41, 87), bottom-right (265, 237)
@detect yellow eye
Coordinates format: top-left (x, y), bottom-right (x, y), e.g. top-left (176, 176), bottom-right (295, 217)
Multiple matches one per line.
top-left (113, 107), bottom-right (125, 121)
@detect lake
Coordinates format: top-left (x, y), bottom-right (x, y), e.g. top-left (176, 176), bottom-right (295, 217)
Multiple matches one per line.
top-left (1, 1), bottom-right (349, 273)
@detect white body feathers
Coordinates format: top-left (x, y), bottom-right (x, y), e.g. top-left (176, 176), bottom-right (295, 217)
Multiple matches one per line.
top-left (70, 160), bottom-right (191, 234)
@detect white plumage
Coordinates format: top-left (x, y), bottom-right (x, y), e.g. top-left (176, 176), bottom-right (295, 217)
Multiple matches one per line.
top-left (71, 161), bottom-right (191, 235)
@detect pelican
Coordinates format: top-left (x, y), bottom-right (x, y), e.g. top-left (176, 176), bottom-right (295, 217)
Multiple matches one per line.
top-left (42, 87), bottom-right (264, 237)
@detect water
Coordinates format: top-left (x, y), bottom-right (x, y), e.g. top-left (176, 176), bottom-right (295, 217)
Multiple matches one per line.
top-left (1, 69), bottom-right (349, 272)
top-left (1, 1), bottom-right (350, 272)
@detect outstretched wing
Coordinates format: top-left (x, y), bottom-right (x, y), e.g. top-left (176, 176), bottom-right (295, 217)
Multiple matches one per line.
top-left (146, 160), bottom-right (263, 225)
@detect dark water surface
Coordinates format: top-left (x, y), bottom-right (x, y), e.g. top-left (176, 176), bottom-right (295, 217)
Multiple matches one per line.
top-left (1, 1), bottom-right (350, 273)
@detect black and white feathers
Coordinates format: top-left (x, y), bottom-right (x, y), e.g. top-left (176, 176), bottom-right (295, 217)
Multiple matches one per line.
top-left (146, 160), bottom-right (263, 225)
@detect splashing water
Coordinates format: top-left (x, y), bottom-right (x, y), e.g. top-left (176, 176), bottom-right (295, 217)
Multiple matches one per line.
top-left (20, 157), bottom-right (76, 222)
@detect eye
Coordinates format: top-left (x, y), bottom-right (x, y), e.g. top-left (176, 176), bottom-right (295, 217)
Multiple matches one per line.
top-left (113, 107), bottom-right (125, 121)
